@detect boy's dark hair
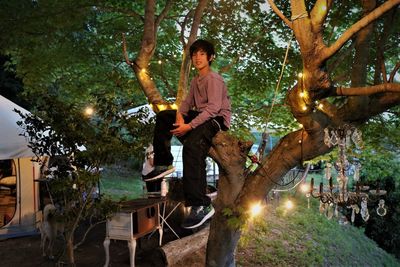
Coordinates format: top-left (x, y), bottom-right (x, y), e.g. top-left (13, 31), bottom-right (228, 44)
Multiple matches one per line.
top-left (190, 39), bottom-right (215, 66)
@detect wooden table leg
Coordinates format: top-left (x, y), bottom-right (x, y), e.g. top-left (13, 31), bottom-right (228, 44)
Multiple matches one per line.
top-left (128, 237), bottom-right (137, 267)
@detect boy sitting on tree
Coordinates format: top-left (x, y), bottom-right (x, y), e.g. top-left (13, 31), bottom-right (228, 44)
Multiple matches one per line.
top-left (144, 39), bottom-right (231, 229)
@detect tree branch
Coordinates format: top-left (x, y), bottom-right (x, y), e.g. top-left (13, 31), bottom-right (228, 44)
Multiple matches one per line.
top-left (180, 10), bottom-right (195, 47)
top-left (176, 0), bottom-right (208, 105)
top-left (389, 62), bottom-right (400, 83)
top-left (381, 55), bottom-right (388, 83)
top-left (155, 0), bottom-right (174, 29)
top-left (336, 83), bottom-right (400, 96)
top-left (122, 33), bottom-right (133, 66)
top-left (267, 0), bottom-right (293, 29)
top-left (74, 220), bottom-right (106, 249)
top-left (96, 5), bottom-right (144, 21)
top-left (323, 0), bottom-right (400, 61)
top-left (373, 7), bottom-right (396, 84)
top-left (310, 0), bottom-right (333, 31)
top-left (187, 0), bottom-right (208, 46)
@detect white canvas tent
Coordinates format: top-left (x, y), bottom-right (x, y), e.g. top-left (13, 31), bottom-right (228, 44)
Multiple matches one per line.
top-left (0, 95), bottom-right (41, 238)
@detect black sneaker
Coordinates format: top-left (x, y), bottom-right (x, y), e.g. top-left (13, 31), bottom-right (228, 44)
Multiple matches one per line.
top-left (181, 205), bottom-right (215, 229)
top-left (143, 166), bottom-right (175, 182)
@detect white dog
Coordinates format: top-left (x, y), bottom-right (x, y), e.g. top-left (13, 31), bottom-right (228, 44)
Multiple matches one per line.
top-left (40, 204), bottom-right (65, 259)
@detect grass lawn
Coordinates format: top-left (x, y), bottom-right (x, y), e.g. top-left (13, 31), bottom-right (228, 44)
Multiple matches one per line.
top-left (99, 165), bottom-right (144, 200)
top-left (99, 165), bottom-right (400, 266)
top-left (237, 194), bottom-right (400, 266)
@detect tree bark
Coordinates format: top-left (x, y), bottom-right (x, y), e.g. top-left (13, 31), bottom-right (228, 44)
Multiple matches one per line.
top-left (206, 133), bottom-right (250, 266)
top-left (66, 233), bottom-right (75, 266)
top-left (373, 8), bottom-right (397, 84)
top-left (348, 0), bottom-right (376, 120)
top-left (176, 0), bottom-right (208, 106)
top-left (206, 212), bottom-right (241, 267)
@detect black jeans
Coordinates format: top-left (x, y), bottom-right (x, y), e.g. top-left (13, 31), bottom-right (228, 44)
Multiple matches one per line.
top-left (153, 109), bottom-right (226, 207)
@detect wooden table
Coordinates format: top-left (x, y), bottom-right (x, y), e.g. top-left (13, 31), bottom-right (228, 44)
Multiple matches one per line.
top-left (103, 198), bottom-right (164, 267)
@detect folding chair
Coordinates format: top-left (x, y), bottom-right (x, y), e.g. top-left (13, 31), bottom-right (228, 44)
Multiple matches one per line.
top-left (143, 170), bottom-right (184, 246)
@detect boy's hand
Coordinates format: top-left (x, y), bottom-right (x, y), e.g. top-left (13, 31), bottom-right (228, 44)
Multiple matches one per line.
top-left (171, 123), bottom-right (192, 137)
top-left (175, 112), bottom-right (185, 125)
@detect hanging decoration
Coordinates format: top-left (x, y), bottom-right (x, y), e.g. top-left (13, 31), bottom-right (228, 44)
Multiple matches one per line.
top-left (308, 124), bottom-right (386, 222)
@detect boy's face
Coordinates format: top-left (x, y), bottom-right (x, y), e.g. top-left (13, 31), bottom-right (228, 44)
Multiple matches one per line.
top-left (191, 49), bottom-right (210, 71)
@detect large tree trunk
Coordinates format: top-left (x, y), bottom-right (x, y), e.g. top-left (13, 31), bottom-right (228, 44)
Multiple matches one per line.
top-left (206, 212), bottom-right (241, 267)
top-left (206, 134), bottom-right (249, 266)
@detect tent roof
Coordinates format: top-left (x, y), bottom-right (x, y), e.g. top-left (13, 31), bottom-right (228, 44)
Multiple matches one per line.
top-left (0, 95), bottom-right (35, 160)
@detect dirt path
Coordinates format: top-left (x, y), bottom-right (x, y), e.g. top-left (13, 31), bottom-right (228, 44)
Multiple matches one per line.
top-left (0, 223), bottom-right (170, 267)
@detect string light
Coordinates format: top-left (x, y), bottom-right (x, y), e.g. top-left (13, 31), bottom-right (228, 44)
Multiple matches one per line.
top-left (302, 106), bottom-right (307, 111)
top-left (158, 60), bottom-right (162, 64)
top-left (249, 202), bottom-right (263, 218)
top-left (300, 183), bottom-right (309, 193)
top-left (318, 103), bottom-right (324, 109)
top-left (84, 107), bottom-right (94, 116)
top-left (139, 68), bottom-right (147, 80)
top-left (170, 103), bottom-right (178, 110)
top-left (157, 104), bottom-right (166, 111)
top-left (299, 92), bottom-right (305, 98)
top-left (298, 72), bottom-right (303, 78)
top-left (285, 199), bottom-right (294, 210)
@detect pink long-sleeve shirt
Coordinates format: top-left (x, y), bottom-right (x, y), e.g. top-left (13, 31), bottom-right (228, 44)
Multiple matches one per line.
top-left (179, 71), bottom-right (231, 129)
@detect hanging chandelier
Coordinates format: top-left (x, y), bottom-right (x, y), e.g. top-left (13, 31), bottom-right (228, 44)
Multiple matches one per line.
top-left (306, 124), bottom-right (387, 223)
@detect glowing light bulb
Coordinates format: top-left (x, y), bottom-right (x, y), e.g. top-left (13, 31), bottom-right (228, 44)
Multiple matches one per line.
top-left (158, 60), bottom-right (162, 64)
top-left (84, 107), bottom-right (94, 116)
top-left (298, 72), bottom-right (303, 78)
top-left (318, 103), bottom-right (324, 109)
top-left (157, 104), bottom-right (166, 111)
top-left (302, 106), bottom-right (307, 111)
top-left (250, 202), bottom-right (263, 217)
top-left (300, 183), bottom-right (309, 193)
top-left (299, 92), bottom-right (305, 98)
top-left (285, 200), bottom-right (294, 210)
top-left (299, 123), bottom-right (303, 128)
